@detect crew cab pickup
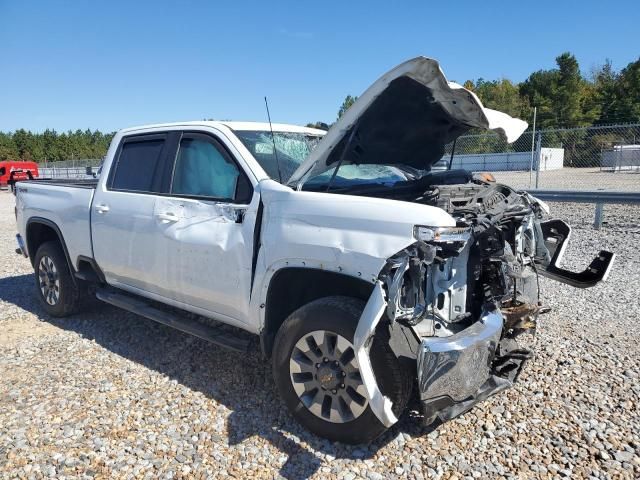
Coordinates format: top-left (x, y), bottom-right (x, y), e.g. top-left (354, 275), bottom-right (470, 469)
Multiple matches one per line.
top-left (14, 57), bottom-right (614, 444)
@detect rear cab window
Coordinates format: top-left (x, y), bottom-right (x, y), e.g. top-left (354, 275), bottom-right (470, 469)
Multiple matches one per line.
top-left (108, 133), bottom-right (172, 193)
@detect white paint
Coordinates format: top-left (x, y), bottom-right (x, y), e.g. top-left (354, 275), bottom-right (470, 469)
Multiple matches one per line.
top-left (18, 122), bottom-right (456, 335)
top-left (15, 58), bottom-right (534, 422)
top-left (538, 148), bottom-right (564, 171)
top-left (153, 195), bottom-right (257, 323)
top-left (255, 179), bottom-right (455, 289)
top-left (16, 182), bottom-right (95, 268)
top-left (14, 57), bottom-right (588, 436)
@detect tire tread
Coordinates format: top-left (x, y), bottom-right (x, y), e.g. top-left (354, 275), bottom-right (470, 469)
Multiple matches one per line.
top-left (34, 240), bottom-right (82, 317)
top-left (272, 295), bottom-right (413, 444)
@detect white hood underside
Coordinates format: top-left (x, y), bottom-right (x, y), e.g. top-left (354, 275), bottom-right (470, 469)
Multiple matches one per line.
top-left (289, 56), bottom-right (528, 186)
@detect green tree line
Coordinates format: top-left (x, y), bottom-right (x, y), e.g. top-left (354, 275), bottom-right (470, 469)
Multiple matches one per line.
top-left (310, 52), bottom-right (640, 130)
top-left (467, 52), bottom-right (640, 128)
top-left (0, 129), bottom-right (114, 162)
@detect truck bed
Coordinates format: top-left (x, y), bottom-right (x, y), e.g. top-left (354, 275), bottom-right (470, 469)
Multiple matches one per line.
top-left (18, 178), bottom-right (98, 189)
top-left (16, 179), bottom-right (97, 269)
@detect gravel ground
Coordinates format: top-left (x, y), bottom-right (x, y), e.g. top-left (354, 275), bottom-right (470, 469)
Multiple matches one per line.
top-left (0, 190), bottom-right (639, 479)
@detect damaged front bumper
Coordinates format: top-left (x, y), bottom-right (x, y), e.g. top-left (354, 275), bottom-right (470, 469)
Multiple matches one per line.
top-left (417, 308), bottom-right (514, 425)
top-left (356, 284), bottom-right (528, 428)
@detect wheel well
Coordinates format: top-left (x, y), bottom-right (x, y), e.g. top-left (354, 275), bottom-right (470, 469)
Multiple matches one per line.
top-left (261, 267), bottom-right (375, 358)
top-left (26, 220), bottom-right (72, 270)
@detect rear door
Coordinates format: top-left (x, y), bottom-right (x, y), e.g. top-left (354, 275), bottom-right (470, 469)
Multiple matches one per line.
top-left (156, 130), bottom-right (257, 325)
top-left (91, 132), bottom-right (179, 297)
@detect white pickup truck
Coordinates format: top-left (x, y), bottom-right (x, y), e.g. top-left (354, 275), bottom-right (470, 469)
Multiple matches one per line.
top-left (14, 57), bottom-right (614, 444)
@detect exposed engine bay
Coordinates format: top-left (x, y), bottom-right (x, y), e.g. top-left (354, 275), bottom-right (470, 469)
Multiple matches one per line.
top-left (357, 170), bottom-right (615, 425)
top-left (380, 170), bottom-right (548, 336)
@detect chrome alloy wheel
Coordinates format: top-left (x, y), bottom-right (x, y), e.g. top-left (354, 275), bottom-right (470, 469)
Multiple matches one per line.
top-left (38, 255), bottom-right (60, 306)
top-left (289, 330), bottom-right (368, 423)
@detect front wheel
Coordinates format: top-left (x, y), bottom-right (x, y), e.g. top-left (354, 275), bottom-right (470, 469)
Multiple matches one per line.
top-left (272, 296), bottom-right (412, 444)
top-left (34, 241), bottom-right (82, 317)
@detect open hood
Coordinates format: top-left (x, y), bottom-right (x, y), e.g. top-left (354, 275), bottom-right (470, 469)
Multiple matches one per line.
top-left (288, 56), bottom-right (528, 186)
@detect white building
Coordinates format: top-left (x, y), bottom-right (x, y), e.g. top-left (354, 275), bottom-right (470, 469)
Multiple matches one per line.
top-left (443, 148), bottom-right (564, 172)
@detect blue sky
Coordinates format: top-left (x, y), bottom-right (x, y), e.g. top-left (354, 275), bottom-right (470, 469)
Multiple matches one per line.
top-left (0, 0), bottom-right (638, 133)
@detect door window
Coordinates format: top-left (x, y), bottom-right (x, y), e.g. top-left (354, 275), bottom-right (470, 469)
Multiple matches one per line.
top-left (111, 137), bottom-right (166, 192)
top-left (171, 136), bottom-right (244, 201)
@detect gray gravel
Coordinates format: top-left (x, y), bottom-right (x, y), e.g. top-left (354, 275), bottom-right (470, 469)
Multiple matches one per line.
top-left (0, 190), bottom-right (639, 479)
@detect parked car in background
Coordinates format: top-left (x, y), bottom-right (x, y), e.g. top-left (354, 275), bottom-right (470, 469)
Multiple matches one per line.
top-left (0, 161), bottom-right (38, 191)
top-left (13, 57), bottom-right (614, 443)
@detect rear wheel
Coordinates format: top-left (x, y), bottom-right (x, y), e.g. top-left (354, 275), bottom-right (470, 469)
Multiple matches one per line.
top-left (272, 296), bottom-right (412, 444)
top-left (34, 241), bottom-right (82, 317)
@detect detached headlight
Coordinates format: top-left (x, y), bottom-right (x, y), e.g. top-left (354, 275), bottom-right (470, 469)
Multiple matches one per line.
top-left (414, 226), bottom-right (472, 243)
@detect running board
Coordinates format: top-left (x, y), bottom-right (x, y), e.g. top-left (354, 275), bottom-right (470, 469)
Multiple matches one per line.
top-left (95, 288), bottom-right (250, 352)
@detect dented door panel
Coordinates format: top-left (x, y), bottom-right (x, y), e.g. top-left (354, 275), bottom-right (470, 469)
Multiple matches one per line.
top-left (157, 195), bottom-right (258, 324)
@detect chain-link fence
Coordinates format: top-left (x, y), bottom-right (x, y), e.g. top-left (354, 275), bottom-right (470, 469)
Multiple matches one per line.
top-left (37, 158), bottom-right (102, 179)
top-left (443, 123), bottom-right (640, 191)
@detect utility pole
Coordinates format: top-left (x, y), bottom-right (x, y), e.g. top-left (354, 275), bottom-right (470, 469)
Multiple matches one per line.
top-left (528, 106), bottom-right (537, 188)
top-left (534, 133), bottom-right (542, 189)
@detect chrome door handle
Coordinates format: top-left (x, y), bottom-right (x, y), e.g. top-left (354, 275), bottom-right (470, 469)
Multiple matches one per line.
top-left (156, 212), bottom-right (179, 223)
top-left (95, 204), bottom-right (110, 214)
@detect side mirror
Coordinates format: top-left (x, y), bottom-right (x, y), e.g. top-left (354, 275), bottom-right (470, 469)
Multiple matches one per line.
top-left (0, 167), bottom-right (5, 175)
top-left (85, 166), bottom-right (93, 176)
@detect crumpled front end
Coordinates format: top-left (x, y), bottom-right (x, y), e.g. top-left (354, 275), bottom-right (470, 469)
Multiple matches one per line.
top-left (383, 224), bottom-right (540, 426)
top-left (354, 181), bottom-right (614, 428)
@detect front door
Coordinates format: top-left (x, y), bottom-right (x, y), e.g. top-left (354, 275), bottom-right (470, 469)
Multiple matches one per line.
top-left (156, 131), bottom-right (257, 325)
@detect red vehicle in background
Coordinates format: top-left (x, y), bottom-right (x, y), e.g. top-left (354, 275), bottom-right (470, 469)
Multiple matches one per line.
top-left (0, 161), bottom-right (39, 191)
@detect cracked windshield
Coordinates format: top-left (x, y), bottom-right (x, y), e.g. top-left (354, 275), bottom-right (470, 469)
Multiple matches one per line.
top-left (234, 129), bottom-right (416, 188)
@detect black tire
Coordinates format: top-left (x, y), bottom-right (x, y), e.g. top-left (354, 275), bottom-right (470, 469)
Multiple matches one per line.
top-left (272, 296), bottom-right (413, 444)
top-left (34, 240), bottom-right (82, 317)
